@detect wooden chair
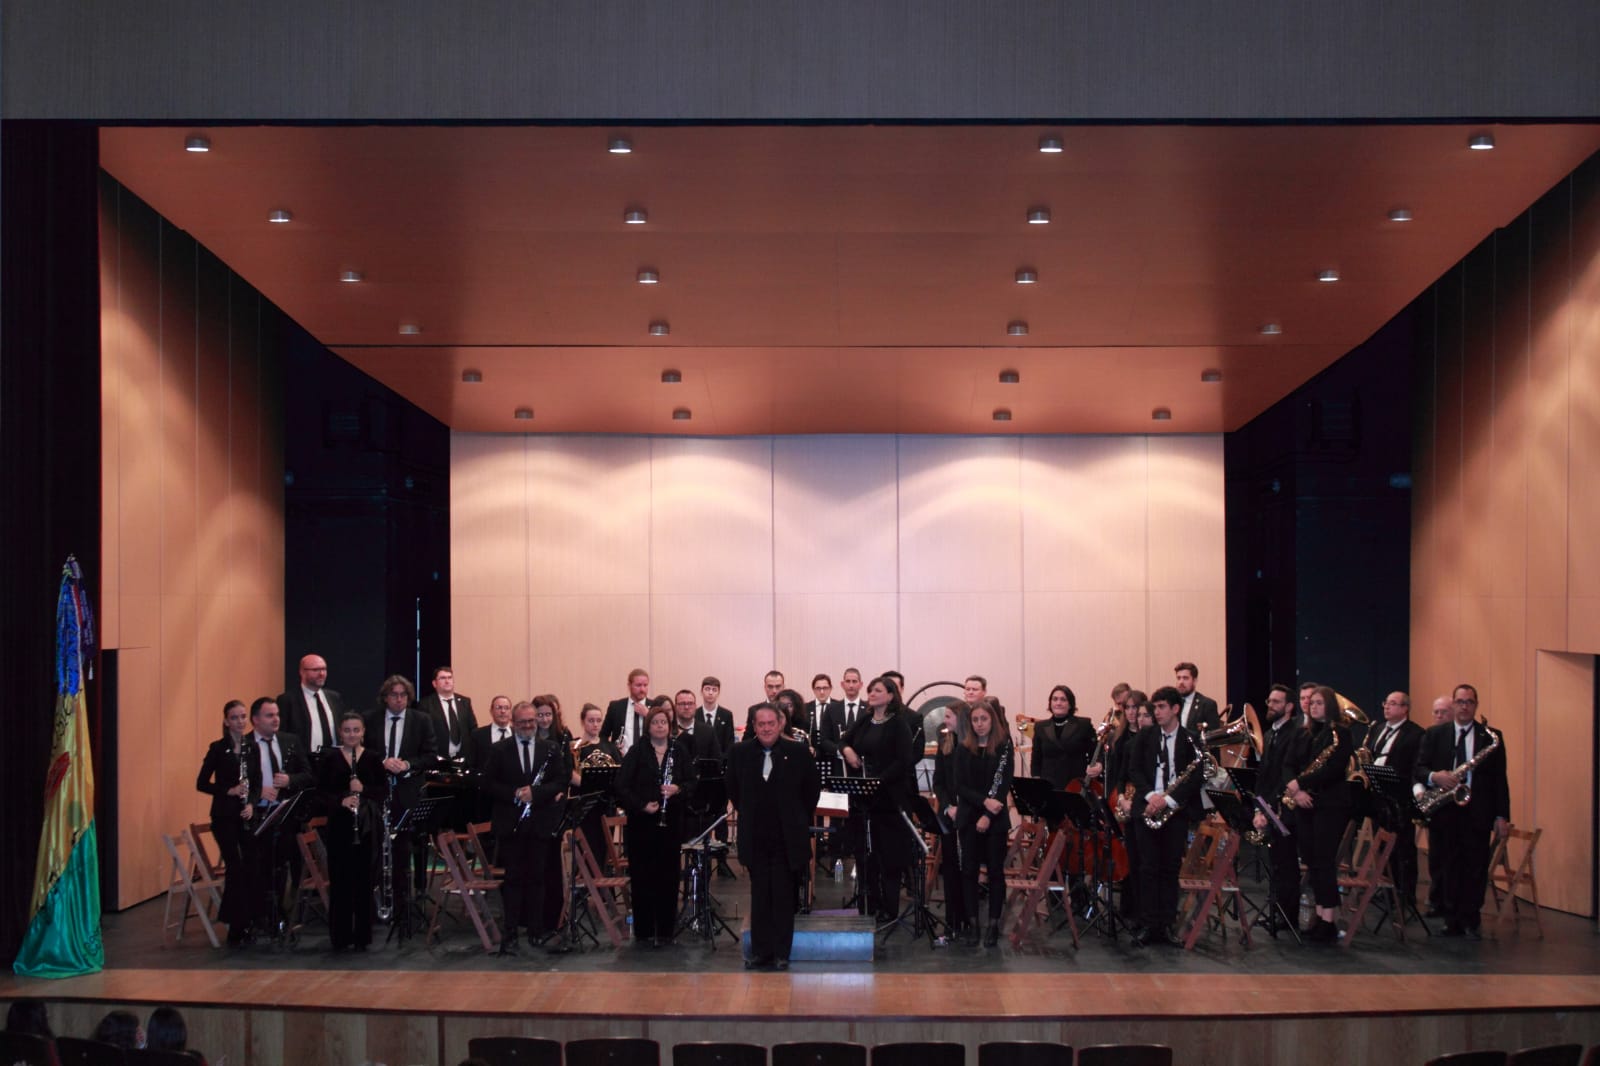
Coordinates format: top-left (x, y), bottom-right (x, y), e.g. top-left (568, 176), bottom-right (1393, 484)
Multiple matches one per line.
top-left (466, 1036), bottom-right (562, 1066)
top-left (1175, 820), bottom-right (1249, 950)
top-left (772, 1044), bottom-right (867, 1066)
top-left (871, 1043), bottom-right (963, 1066)
top-left (572, 824), bottom-right (633, 948)
top-left (429, 830), bottom-right (503, 951)
top-left (1337, 825), bottom-right (1398, 947)
top-left (1424, 1053), bottom-right (1507, 1066)
top-left (672, 1042), bottom-right (767, 1066)
top-left (603, 814), bottom-right (631, 877)
top-left (0, 1031), bottom-right (59, 1066)
top-left (294, 829), bottom-right (331, 928)
top-left (160, 830), bottom-right (222, 948)
top-left (53, 1038), bottom-right (125, 1066)
top-left (1506, 1045), bottom-right (1583, 1066)
top-left (467, 820), bottom-right (505, 878)
top-left (977, 1042), bottom-right (1072, 1066)
top-left (566, 1038), bottom-right (661, 1066)
top-left (1005, 825), bottom-right (1077, 949)
top-left (1489, 826), bottom-right (1544, 936)
top-left (187, 822), bottom-right (226, 881)
top-left (1076, 1045), bottom-right (1172, 1066)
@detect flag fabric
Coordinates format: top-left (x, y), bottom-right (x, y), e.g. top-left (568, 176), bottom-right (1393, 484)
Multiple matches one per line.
top-left (13, 555), bottom-right (103, 977)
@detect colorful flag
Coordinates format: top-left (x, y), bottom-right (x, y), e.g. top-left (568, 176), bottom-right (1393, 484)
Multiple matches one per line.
top-left (13, 555), bottom-right (103, 977)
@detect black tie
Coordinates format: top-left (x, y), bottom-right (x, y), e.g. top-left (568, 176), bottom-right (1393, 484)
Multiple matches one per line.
top-left (447, 699), bottom-right (462, 745)
top-left (314, 691), bottom-right (334, 752)
top-left (1374, 725), bottom-right (1394, 754)
top-left (846, 702), bottom-right (856, 728)
top-left (268, 737), bottom-right (281, 775)
top-left (520, 738), bottom-right (531, 775)
top-left (388, 715), bottom-right (402, 759)
top-left (497, 727), bottom-right (507, 743)
top-left (1159, 733), bottom-right (1171, 787)
top-left (1454, 727), bottom-right (1468, 765)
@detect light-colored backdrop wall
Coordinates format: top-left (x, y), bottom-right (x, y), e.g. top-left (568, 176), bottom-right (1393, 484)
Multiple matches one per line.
top-left (450, 433), bottom-right (1226, 734)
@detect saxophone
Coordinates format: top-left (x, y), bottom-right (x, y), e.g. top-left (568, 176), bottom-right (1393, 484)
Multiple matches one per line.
top-left (1283, 725), bottom-right (1342, 810)
top-left (1416, 722), bottom-right (1501, 816)
top-left (1146, 737), bottom-right (1215, 829)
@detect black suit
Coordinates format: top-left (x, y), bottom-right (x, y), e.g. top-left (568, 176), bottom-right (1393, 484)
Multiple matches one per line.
top-left (277, 686), bottom-right (347, 758)
top-left (697, 706), bottom-right (736, 754)
top-left (603, 697), bottom-right (651, 750)
top-left (954, 739), bottom-right (1013, 927)
top-left (363, 706), bottom-right (441, 915)
top-left (1129, 725), bottom-right (1205, 935)
top-left (1030, 713), bottom-right (1096, 789)
top-left (196, 735), bottom-right (252, 928)
top-left (1288, 722), bottom-right (1352, 910)
top-left (804, 699), bottom-right (841, 756)
top-left (1178, 690), bottom-right (1221, 735)
top-left (241, 730), bottom-right (314, 936)
top-left (1414, 719), bottom-right (1508, 932)
top-left (470, 722), bottom-right (515, 774)
top-left (822, 699), bottom-right (869, 773)
top-left (1365, 717), bottom-right (1425, 902)
top-left (485, 734), bottom-right (571, 938)
top-left (1255, 712), bottom-right (1305, 921)
top-left (727, 736), bottom-right (822, 963)
top-left (420, 692), bottom-right (478, 764)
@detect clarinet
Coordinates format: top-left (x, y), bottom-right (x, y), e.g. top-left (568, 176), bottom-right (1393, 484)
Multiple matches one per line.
top-left (988, 737), bottom-right (1013, 799)
top-left (517, 741), bottom-right (555, 822)
top-left (657, 742), bottom-right (675, 827)
top-left (236, 743), bottom-right (250, 817)
top-left (346, 746), bottom-right (362, 846)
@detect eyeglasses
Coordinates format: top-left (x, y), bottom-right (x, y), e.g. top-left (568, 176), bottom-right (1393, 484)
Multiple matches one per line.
top-left (1454, 698), bottom-right (1478, 707)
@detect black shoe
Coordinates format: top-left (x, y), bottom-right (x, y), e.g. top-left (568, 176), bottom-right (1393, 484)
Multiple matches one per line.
top-left (1307, 919), bottom-right (1339, 943)
top-left (774, 958), bottom-right (789, 971)
top-left (983, 922), bottom-right (1001, 947)
top-left (497, 938), bottom-right (520, 957)
top-left (1132, 928), bottom-right (1167, 947)
top-left (546, 940), bottom-right (572, 955)
top-left (1425, 906), bottom-right (1447, 918)
top-left (744, 955), bottom-right (774, 970)
top-left (1440, 922), bottom-right (1465, 937)
top-left (1465, 926), bottom-right (1483, 941)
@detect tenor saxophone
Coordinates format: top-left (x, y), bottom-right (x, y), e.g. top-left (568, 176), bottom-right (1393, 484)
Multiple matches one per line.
top-left (1416, 722), bottom-right (1501, 816)
top-left (1283, 726), bottom-right (1341, 810)
top-left (1145, 741), bottom-right (1215, 829)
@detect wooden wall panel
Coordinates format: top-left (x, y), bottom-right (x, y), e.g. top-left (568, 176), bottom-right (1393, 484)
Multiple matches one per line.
top-left (897, 437), bottom-right (1022, 594)
top-left (1023, 590), bottom-right (1149, 714)
top-left (1020, 436), bottom-right (1149, 592)
top-left (1533, 650), bottom-right (1596, 916)
top-left (527, 594), bottom-right (652, 707)
top-left (114, 646), bottom-right (163, 902)
top-left (1146, 590), bottom-right (1228, 701)
top-left (1147, 436), bottom-right (1227, 594)
top-left (773, 436), bottom-right (899, 595)
top-left (899, 592), bottom-right (1024, 722)
top-left (452, 595), bottom-right (532, 707)
top-left (451, 434), bottom-right (528, 599)
top-left (650, 438), bottom-right (774, 597)
top-left (774, 594), bottom-right (900, 690)
top-left (651, 593), bottom-right (775, 706)
top-left (527, 436), bottom-right (651, 596)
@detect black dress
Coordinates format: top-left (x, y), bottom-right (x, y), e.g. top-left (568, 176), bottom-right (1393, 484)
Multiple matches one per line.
top-left (931, 737), bottom-right (966, 928)
top-left (844, 712), bottom-right (917, 918)
top-left (954, 738), bottom-right (1013, 926)
top-left (1289, 722), bottom-right (1352, 911)
top-left (614, 736), bottom-right (697, 940)
top-left (316, 748), bottom-right (389, 949)
top-left (195, 735), bottom-right (252, 928)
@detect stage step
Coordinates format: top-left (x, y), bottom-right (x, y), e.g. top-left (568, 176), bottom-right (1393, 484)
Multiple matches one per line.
top-left (741, 911), bottom-right (876, 962)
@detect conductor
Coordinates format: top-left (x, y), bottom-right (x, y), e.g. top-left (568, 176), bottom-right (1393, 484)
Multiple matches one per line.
top-left (727, 702), bottom-right (822, 970)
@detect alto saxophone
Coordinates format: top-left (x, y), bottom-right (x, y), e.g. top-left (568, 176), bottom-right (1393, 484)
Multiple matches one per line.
top-left (1283, 726), bottom-right (1341, 810)
top-left (1146, 739), bottom-right (1215, 829)
top-left (1416, 722), bottom-right (1501, 816)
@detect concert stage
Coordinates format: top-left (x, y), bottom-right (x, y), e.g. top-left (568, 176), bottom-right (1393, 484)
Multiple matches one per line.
top-left (5, 881), bottom-right (1599, 1066)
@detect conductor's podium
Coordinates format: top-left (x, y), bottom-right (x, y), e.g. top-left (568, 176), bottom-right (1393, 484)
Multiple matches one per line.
top-left (741, 911), bottom-right (876, 962)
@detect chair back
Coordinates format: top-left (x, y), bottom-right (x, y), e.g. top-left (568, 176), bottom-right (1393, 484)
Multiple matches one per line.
top-left (978, 1041), bottom-right (1072, 1066)
top-left (466, 1035), bottom-right (562, 1066)
top-left (54, 1037), bottom-right (126, 1066)
top-left (0, 1031), bottom-right (60, 1066)
top-left (1077, 1045), bottom-right (1173, 1066)
top-left (1507, 1046), bottom-right (1583, 1066)
top-left (672, 1042), bottom-right (767, 1066)
top-left (1425, 1053), bottom-right (1509, 1066)
top-left (566, 1037), bottom-right (662, 1066)
top-left (127, 1051), bottom-right (204, 1066)
top-left (772, 1043), bottom-right (868, 1066)
top-left (872, 1043), bottom-right (963, 1066)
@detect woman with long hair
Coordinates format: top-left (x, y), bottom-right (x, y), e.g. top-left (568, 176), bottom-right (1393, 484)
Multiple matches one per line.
top-left (571, 701), bottom-right (622, 868)
top-left (317, 710), bottom-right (388, 951)
top-left (195, 699), bottom-right (254, 937)
top-left (931, 702), bottom-right (968, 935)
top-left (840, 675), bottom-right (918, 921)
top-left (955, 698), bottom-right (1013, 946)
top-left (614, 704), bottom-right (696, 946)
top-left (1283, 684), bottom-right (1353, 942)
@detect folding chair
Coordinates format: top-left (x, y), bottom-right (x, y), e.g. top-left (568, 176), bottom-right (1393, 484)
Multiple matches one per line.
top-left (294, 829), bottom-right (331, 929)
top-left (1174, 819), bottom-right (1250, 950)
top-left (1337, 825), bottom-right (1398, 947)
top-left (1489, 826), bottom-right (1544, 937)
top-left (160, 831), bottom-right (222, 947)
top-left (467, 820), bottom-right (506, 878)
top-left (603, 814), bottom-right (631, 878)
top-left (429, 830), bottom-right (503, 952)
top-left (572, 824), bottom-right (633, 948)
top-left (1005, 824), bottom-right (1077, 948)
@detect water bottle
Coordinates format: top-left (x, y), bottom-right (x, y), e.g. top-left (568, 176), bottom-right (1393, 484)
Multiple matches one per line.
top-left (833, 859), bottom-right (843, 882)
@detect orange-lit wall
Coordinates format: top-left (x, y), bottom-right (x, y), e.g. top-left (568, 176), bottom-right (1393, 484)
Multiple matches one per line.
top-left (450, 433), bottom-right (1226, 732)
top-left (1411, 153), bottom-right (1600, 916)
top-left (100, 177), bottom-right (286, 907)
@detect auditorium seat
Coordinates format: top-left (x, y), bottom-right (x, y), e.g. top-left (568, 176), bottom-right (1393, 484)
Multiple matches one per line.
top-left (53, 1037), bottom-right (124, 1066)
top-left (566, 1037), bottom-right (661, 1066)
top-left (466, 1035), bottom-right (562, 1066)
top-left (1425, 1053), bottom-right (1508, 1066)
top-left (771, 1042), bottom-right (867, 1066)
top-left (673, 1042), bottom-right (767, 1066)
top-left (1076, 1045), bottom-right (1172, 1066)
top-left (126, 1050), bottom-right (204, 1065)
top-left (977, 1041), bottom-right (1072, 1066)
top-left (0, 1031), bottom-right (59, 1066)
top-left (872, 1042), bottom-right (963, 1066)
top-left (1507, 1046), bottom-right (1583, 1066)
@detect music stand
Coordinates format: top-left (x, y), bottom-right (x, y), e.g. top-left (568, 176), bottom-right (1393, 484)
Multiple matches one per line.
top-left (577, 766), bottom-right (618, 797)
top-left (251, 791), bottom-right (306, 943)
top-left (1363, 763), bottom-right (1431, 934)
top-left (1072, 789), bottom-right (1133, 940)
top-left (677, 812), bottom-right (738, 943)
top-left (1223, 767), bottom-right (1268, 881)
top-left (822, 775), bottom-right (880, 914)
top-left (556, 792), bottom-right (615, 953)
top-left (1206, 789), bottom-right (1265, 932)
top-left (879, 795), bottom-right (946, 945)
top-left (387, 796), bottom-right (449, 944)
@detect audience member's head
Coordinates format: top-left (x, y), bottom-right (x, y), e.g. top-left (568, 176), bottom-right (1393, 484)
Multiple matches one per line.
top-left (145, 1006), bottom-right (189, 1052)
top-left (4, 998), bottom-right (52, 1038)
top-left (92, 1009), bottom-right (143, 1050)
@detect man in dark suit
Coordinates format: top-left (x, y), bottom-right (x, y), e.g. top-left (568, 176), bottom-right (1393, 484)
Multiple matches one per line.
top-left (1366, 690), bottom-right (1426, 905)
top-left (744, 670), bottom-right (787, 734)
top-left (277, 653), bottom-right (347, 763)
top-left (484, 699), bottom-right (570, 954)
top-left (821, 667), bottom-right (868, 774)
top-left (1174, 661), bottom-right (1221, 735)
top-left (696, 676), bottom-right (736, 753)
top-left (1129, 685), bottom-right (1206, 946)
top-left (806, 673), bottom-right (843, 761)
top-left (419, 665), bottom-right (478, 765)
top-left (1413, 683), bottom-right (1509, 938)
top-left (240, 695), bottom-right (315, 942)
top-left (469, 694), bottom-right (515, 773)
top-left (673, 689), bottom-right (724, 761)
top-left (602, 667), bottom-right (652, 753)
top-left (727, 703), bottom-right (822, 970)
top-left (366, 675), bottom-right (442, 929)
top-left (1251, 683), bottom-right (1304, 932)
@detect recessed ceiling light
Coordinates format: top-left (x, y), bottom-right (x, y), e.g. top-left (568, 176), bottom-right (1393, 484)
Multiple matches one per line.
top-left (399, 323), bottom-right (421, 336)
top-left (637, 269), bottom-right (660, 284)
top-left (1469, 133), bottom-right (1496, 151)
top-left (624, 208), bottom-right (648, 225)
top-left (184, 134), bottom-right (210, 153)
top-left (1014, 268), bottom-right (1038, 285)
top-left (461, 369), bottom-right (483, 383)
top-left (267, 209), bottom-right (293, 224)
top-left (1026, 207), bottom-right (1051, 225)
top-left (672, 408), bottom-right (692, 421)
top-left (1387, 207), bottom-right (1414, 223)
top-left (1200, 369), bottom-right (1223, 383)
top-left (339, 269), bottom-right (364, 283)
top-left (1007, 321), bottom-right (1029, 336)
top-left (1260, 322), bottom-right (1283, 336)
top-left (1152, 407), bottom-right (1172, 422)
top-left (1037, 135), bottom-right (1063, 154)
top-left (649, 321), bottom-right (671, 336)
top-left (1318, 269), bottom-right (1341, 283)
top-left (993, 408), bottom-right (1013, 422)
top-left (661, 369), bottom-right (682, 384)
top-left (999, 369), bottom-right (1020, 384)
top-left (514, 407), bottom-right (534, 421)
top-left (608, 136), bottom-right (633, 154)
